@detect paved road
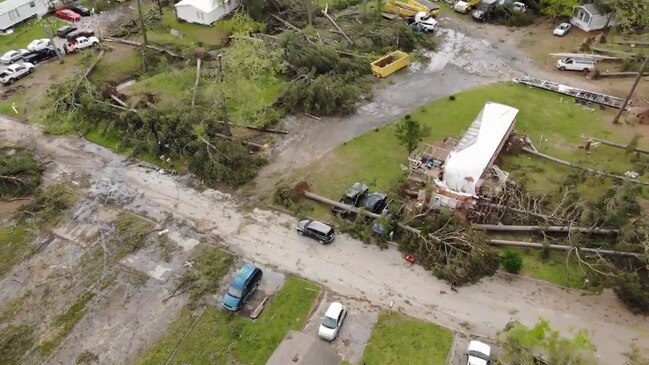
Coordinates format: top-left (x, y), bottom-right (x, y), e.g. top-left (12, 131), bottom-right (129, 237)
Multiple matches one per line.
top-left (2, 116), bottom-right (647, 363)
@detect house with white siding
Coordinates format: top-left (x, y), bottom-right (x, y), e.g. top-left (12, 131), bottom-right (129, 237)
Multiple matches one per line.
top-left (0, 0), bottom-right (49, 31)
top-left (174, 0), bottom-right (239, 26)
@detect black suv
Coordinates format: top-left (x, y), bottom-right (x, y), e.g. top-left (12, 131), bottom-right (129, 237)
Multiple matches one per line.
top-left (69, 5), bottom-right (91, 16)
top-left (362, 192), bottom-right (388, 214)
top-left (331, 182), bottom-right (369, 217)
top-left (57, 25), bottom-right (78, 38)
top-left (22, 48), bottom-right (57, 64)
top-left (297, 219), bottom-right (335, 244)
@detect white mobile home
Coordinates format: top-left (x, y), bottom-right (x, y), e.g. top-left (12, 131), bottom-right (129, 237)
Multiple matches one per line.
top-left (174, 0), bottom-right (239, 26)
top-left (571, 4), bottom-right (615, 32)
top-left (0, 0), bottom-right (49, 31)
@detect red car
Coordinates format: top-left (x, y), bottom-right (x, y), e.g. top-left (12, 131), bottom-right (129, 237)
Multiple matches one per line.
top-left (55, 9), bottom-right (81, 22)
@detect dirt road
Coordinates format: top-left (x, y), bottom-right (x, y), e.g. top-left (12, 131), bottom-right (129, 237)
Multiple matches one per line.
top-left (2, 116), bottom-right (647, 363)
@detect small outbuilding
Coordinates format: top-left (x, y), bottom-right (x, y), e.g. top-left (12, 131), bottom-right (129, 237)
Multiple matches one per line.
top-left (266, 330), bottom-right (342, 365)
top-left (0, 0), bottom-right (49, 31)
top-left (570, 4), bottom-right (615, 32)
top-left (174, 0), bottom-right (239, 26)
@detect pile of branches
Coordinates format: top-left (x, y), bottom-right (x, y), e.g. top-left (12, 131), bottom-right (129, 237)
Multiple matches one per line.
top-left (0, 151), bottom-right (43, 199)
top-left (400, 215), bottom-right (500, 285)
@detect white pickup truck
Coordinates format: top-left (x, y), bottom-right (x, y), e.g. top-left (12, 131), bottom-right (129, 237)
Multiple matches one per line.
top-left (64, 36), bottom-right (100, 54)
top-left (467, 340), bottom-right (492, 365)
top-left (0, 62), bottom-right (35, 85)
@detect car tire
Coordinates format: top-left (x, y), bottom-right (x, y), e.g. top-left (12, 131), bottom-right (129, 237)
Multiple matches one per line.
top-left (28, 68), bottom-right (33, 74)
top-left (583, 68), bottom-right (590, 73)
top-left (297, 230), bottom-right (304, 236)
top-left (6, 78), bottom-right (14, 85)
top-left (559, 66), bottom-right (566, 71)
top-left (319, 239), bottom-right (326, 245)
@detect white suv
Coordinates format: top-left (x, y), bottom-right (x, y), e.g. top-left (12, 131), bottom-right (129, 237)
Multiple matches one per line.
top-left (318, 302), bottom-right (347, 341)
top-left (0, 62), bottom-right (35, 85)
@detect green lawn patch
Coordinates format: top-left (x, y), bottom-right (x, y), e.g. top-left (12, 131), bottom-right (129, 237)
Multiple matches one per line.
top-left (0, 325), bottom-right (34, 365)
top-left (159, 9), bottom-right (229, 47)
top-left (514, 248), bottom-right (590, 289)
top-left (363, 311), bottom-right (453, 365)
top-left (139, 276), bottom-right (320, 365)
top-left (90, 49), bottom-right (142, 84)
top-left (0, 225), bottom-right (34, 277)
top-left (0, 17), bottom-right (65, 50)
top-left (296, 82), bottom-right (647, 203)
top-left (39, 291), bottom-right (95, 355)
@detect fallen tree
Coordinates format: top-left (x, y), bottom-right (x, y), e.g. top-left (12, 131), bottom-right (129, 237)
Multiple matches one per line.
top-left (472, 224), bottom-right (618, 235)
top-left (522, 147), bottom-right (649, 186)
top-left (302, 190), bottom-right (640, 258)
top-left (104, 37), bottom-right (185, 59)
top-left (583, 136), bottom-right (649, 154)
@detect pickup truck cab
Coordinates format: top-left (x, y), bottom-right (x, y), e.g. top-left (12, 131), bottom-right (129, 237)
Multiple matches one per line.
top-left (64, 36), bottom-right (99, 54)
top-left (467, 340), bottom-right (491, 365)
top-left (472, 0), bottom-right (497, 21)
top-left (412, 11), bottom-right (439, 32)
top-left (0, 62), bottom-right (34, 85)
top-left (556, 58), bottom-right (595, 72)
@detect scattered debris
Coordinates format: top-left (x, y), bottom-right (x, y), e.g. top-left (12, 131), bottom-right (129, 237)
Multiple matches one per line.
top-left (514, 76), bottom-right (626, 109)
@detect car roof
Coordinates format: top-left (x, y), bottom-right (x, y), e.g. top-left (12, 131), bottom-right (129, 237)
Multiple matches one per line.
top-left (468, 340), bottom-right (491, 355)
top-left (231, 263), bottom-right (257, 289)
top-left (307, 220), bottom-right (332, 233)
top-left (325, 302), bottom-right (343, 318)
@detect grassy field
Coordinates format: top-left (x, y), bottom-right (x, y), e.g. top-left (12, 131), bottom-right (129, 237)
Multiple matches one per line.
top-left (0, 17), bottom-right (65, 50)
top-left (0, 225), bottom-right (34, 277)
top-left (39, 291), bottom-right (96, 355)
top-left (363, 311), bottom-right (453, 365)
top-left (515, 248), bottom-right (590, 289)
top-left (139, 276), bottom-right (321, 365)
top-left (159, 9), bottom-right (229, 47)
top-left (295, 82), bottom-right (647, 203)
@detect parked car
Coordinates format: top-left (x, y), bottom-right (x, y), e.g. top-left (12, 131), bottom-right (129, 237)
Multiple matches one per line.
top-left (64, 36), bottom-right (99, 54)
top-left (318, 302), bottom-right (347, 341)
top-left (556, 57), bottom-right (595, 72)
top-left (362, 192), bottom-right (388, 214)
top-left (27, 38), bottom-right (51, 52)
top-left (296, 219), bottom-right (335, 244)
top-left (471, 0), bottom-right (497, 21)
top-left (221, 263), bottom-right (263, 311)
top-left (331, 182), bottom-right (369, 217)
top-left (454, 0), bottom-right (473, 13)
top-left (371, 201), bottom-right (404, 236)
top-left (0, 49), bottom-right (29, 64)
top-left (55, 8), bottom-right (81, 22)
top-left (57, 25), bottom-right (78, 38)
top-left (22, 48), bottom-right (57, 64)
top-left (553, 22), bottom-right (572, 36)
top-left (69, 5), bottom-right (92, 16)
top-left (466, 340), bottom-right (491, 365)
top-left (0, 62), bottom-right (35, 85)
top-left (511, 1), bottom-right (527, 12)
top-left (66, 29), bottom-right (95, 42)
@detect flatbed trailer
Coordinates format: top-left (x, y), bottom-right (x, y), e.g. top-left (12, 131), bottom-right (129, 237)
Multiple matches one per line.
top-left (514, 76), bottom-right (627, 109)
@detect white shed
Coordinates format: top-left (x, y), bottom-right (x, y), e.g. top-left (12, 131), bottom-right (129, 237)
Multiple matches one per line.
top-left (571, 4), bottom-right (615, 32)
top-left (0, 0), bottom-right (49, 31)
top-left (174, 0), bottom-right (239, 26)
top-left (441, 102), bottom-right (518, 196)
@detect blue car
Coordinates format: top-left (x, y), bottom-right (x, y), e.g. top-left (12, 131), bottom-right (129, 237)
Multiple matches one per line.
top-left (221, 263), bottom-right (263, 311)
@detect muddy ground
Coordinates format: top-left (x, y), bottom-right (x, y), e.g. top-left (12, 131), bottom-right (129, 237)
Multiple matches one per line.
top-left (2, 116), bottom-right (647, 364)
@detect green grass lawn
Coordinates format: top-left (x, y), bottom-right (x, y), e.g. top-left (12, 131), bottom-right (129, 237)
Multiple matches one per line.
top-left (514, 248), bottom-right (590, 289)
top-left (0, 17), bottom-right (65, 51)
top-left (139, 276), bottom-right (321, 365)
top-left (159, 9), bottom-right (229, 47)
top-left (0, 225), bottom-right (34, 277)
top-left (90, 49), bottom-right (142, 84)
top-left (296, 82), bottom-right (647, 203)
top-left (363, 311), bottom-right (453, 365)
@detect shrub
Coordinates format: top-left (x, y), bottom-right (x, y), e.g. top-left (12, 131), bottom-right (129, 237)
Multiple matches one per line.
top-left (613, 273), bottom-right (649, 314)
top-left (500, 249), bottom-right (523, 273)
top-left (0, 151), bottom-right (43, 199)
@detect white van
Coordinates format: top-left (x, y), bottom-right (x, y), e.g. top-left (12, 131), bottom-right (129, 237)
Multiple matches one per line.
top-left (556, 58), bottom-right (596, 72)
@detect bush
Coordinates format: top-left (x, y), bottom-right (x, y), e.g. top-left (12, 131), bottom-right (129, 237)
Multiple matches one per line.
top-left (613, 273), bottom-right (649, 314)
top-left (500, 249), bottom-right (523, 273)
top-left (0, 151), bottom-right (42, 199)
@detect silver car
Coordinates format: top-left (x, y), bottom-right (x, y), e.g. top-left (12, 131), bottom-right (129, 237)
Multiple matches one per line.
top-left (0, 49), bottom-right (29, 64)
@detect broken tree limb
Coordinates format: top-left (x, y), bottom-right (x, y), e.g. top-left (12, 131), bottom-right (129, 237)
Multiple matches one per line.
top-left (191, 58), bottom-right (201, 107)
top-left (110, 94), bottom-right (134, 110)
top-left (322, 4), bottom-right (353, 45)
top-left (104, 37), bottom-right (184, 58)
top-left (488, 240), bottom-right (640, 258)
top-left (82, 50), bottom-right (105, 79)
top-left (473, 224), bottom-right (618, 235)
top-left (477, 201), bottom-right (571, 224)
top-left (615, 40), bottom-right (649, 47)
top-left (583, 136), bottom-right (649, 154)
top-left (303, 191), bottom-right (639, 258)
top-left (596, 71), bottom-right (649, 78)
top-left (214, 132), bottom-right (264, 149)
top-left (214, 121), bottom-right (288, 134)
top-left (522, 147), bottom-right (649, 186)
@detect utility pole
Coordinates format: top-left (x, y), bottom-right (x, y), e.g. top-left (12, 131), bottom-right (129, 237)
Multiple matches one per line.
top-left (307, 0), bottom-right (313, 26)
top-left (217, 54), bottom-right (232, 136)
top-left (136, 0), bottom-right (148, 47)
top-left (613, 56), bottom-right (648, 124)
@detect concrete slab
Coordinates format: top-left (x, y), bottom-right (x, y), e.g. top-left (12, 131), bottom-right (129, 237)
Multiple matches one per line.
top-left (119, 243), bottom-right (184, 283)
top-left (303, 295), bottom-right (379, 364)
top-left (51, 222), bottom-right (100, 248)
top-left (167, 231), bottom-right (200, 252)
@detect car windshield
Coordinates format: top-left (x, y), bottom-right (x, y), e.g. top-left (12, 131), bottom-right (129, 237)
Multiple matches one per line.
top-left (322, 315), bottom-right (337, 329)
top-left (227, 286), bottom-right (243, 298)
top-left (468, 350), bottom-right (490, 361)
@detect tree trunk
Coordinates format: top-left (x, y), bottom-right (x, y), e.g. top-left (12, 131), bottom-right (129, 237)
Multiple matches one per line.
top-left (217, 54), bottom-right (232, 136)
top-left (307, 0), bottom-right (313, 26)
top-left (472, 224), bottom-right (618, 235)
top-left (302, 191), bottom-right (639, 258)
top-left (136, 0), bottom-right (148, 47)
top-left (613, 56), bottom-right (648, 124)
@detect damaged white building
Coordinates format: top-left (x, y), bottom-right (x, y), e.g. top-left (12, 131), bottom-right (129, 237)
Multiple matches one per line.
top-left (408, 101), bottom-right (519, 211)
